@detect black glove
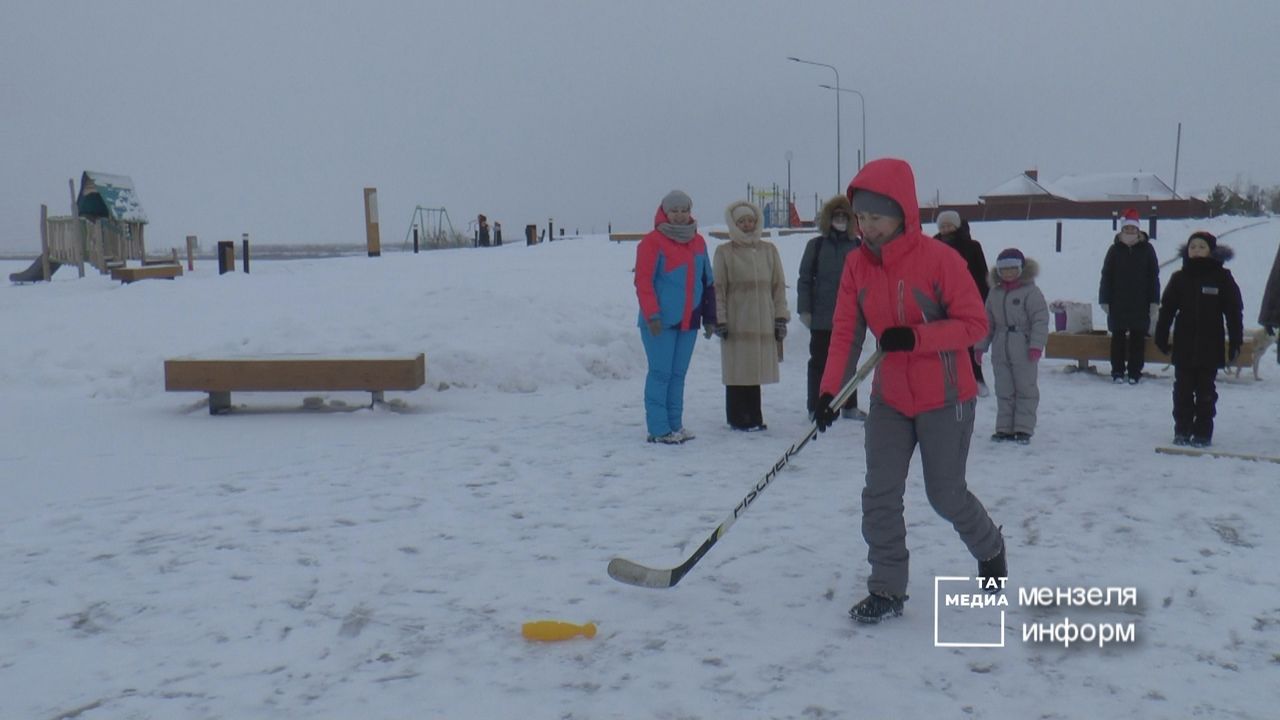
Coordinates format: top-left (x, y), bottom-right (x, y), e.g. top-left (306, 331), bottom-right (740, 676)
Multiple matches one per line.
top-left (1228, 342), bottom-right (1241, 364)
top-left (814, 393), bottom-right (838, 432)
top-left (879, 326), bottom-right (916, 352)
top-left (714, 324), bottom-right (728, 339)
top-left (774, 319), bottom-right (787, 341)
top-left (1266, 325), bottom-right (1277, 337)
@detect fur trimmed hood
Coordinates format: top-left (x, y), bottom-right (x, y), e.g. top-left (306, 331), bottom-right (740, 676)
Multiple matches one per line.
top-left (724, 200), bottom-right (763, 244)
top-left (1178, 242), bottom-right (1234, 263)
top-left (989, 257), bottom-right (1040, 286)
top-left (817, 194), bottom-right (853, 236)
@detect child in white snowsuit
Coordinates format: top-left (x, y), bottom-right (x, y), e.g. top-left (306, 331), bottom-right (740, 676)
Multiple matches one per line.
top-left (975, 248), bottom-right (1049, 444)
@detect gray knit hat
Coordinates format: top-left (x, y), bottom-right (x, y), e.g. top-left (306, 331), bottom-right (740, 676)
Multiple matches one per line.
top-left (661, 190), bottom-right (693, 214)
top-left (851, 189), bottom-right (903, 219)
top-left (936, 210), bottom-right (961, 228)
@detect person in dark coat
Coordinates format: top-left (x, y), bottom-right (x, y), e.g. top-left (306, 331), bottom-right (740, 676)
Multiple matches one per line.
top-left (797, 195), bottom-right (862, 419)
top-left (477, 214), bottom-right (491, 247)
top-left (1154, 231), bottom-right (1242, 448)
top-left (1258, 241), bottom-right (1280, 352)
top-left (935, 211), bottom-right (991, 394)
top-left (1099, 208), bottom-right (1161, 383)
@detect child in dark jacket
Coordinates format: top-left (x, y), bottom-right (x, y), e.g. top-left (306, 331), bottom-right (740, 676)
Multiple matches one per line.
top-left (1153, 231), bottom-right (1243, 448)
top-left (1099, 208), bottom-right (1161, 384)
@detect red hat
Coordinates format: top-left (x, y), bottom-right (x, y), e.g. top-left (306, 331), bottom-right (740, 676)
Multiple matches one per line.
top-left (1121, 207), bottom-right (1140, 229)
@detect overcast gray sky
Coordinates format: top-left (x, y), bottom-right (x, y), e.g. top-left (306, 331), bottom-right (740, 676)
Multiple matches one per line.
top-left (3, 0), bottom-right (1278, 252)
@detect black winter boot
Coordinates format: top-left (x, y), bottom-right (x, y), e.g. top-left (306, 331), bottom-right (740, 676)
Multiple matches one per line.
top-left (978, 541), bottom-right (1008, 594)
top-left (849, 593), bottom-right (907, 624)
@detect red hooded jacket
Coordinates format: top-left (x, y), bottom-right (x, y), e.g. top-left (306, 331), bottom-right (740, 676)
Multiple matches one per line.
top-left (634, 205), bottom-right (715, 331)
top-left (819, 158), bottom-right (988, 416)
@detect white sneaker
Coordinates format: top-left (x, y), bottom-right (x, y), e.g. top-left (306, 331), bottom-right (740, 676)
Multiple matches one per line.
top-left (977, 382), bottom-right (990, 398)
top-left (674, 427), bottom-right (695, 442)
top-left (647, 432), bottom-right (683, 445)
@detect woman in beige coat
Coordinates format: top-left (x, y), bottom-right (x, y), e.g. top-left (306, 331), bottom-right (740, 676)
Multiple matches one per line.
top-left (713, 200), bottom-right (790, 430)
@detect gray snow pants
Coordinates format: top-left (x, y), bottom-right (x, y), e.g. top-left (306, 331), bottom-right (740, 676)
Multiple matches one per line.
top-left (862, 398), bottom-right (1002, 597)
top-left (992, 353), bottom-right (1040, 435)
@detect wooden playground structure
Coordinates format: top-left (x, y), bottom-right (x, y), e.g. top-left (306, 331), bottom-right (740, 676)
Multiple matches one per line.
top-left (12, 172), bottom-right (159, 283)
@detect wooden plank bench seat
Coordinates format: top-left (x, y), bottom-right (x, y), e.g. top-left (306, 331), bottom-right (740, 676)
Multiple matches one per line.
top-left (112, 264), bottom-right (183, 283)
top-left (1045, 331), bottom-right (1258, 375)
top-left (164, 353), bottom-right (426, 414)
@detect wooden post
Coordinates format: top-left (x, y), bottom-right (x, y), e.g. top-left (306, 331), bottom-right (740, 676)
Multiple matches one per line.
top-left (525, 224), bottom-right (536, 246)
top-left (413, 226), bottom-right (420, 253)
top-left (40, 204), bottom-right (51, 281)
top-left (242, 233), bottom-right (250, 274)
top-left (1055, 221), bottom-right (1063, 253)
top-left (217, 240), bottom-right (234, 274)
top-left (548, 219), bottom-right (554, 242)
top-left (364, 187), bottom-right (381, 257)
top-left (69, 178), bottom-right (86, 277)
top-left (186, 235), bottom-right (197, 270)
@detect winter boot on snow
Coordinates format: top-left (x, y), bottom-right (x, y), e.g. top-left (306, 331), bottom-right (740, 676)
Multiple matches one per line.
top-left (849, 593), bottom-right (907, 624)
top-left (978, 541), bottom-right (1008, 594)
top-left (647, 432), bottom-right (684, 445)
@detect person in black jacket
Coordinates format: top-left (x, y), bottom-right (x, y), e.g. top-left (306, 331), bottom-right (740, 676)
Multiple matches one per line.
top-left (797, 195), bottom-right (862, 419)
top-left (935, 211), bottom-right (991, 394)
top-left (1259, 241), bottom-right (1280, 350)
top-left (1099, 208), bottom-right (1161, 384)
top-left (1154, 231), bottom-right (1242, 447)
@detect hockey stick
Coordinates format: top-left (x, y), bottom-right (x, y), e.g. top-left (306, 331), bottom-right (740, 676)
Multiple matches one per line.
top-left (608, 349), bottom-right (884, 589)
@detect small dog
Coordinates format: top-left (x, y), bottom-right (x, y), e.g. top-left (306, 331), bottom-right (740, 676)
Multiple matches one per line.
top-left (1232, 327), bottom-right (1275, 381)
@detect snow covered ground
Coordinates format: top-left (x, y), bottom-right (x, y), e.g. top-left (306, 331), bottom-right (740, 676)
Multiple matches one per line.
top-left (2, 216), bottom-right (1278, 719)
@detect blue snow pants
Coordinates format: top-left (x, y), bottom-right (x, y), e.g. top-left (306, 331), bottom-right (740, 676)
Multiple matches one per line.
top-left (640, 327), bottom-right (697, 437)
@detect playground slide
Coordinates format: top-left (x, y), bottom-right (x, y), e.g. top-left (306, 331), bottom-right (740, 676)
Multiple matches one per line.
top-left (9, 256), bottom-right (61, 283)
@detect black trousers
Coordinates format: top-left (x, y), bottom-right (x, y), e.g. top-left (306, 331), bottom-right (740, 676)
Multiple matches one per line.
top-left (1173, 365), bottom-right (1218, 439)
top-left (1110, 328), bottom-right (1147, 380)
top-left (807, 330), bottom-right (857, 414)
top-left (968, 346), bottom-right (985, 384)
top-left (726, 385), bottom-right (763, 429)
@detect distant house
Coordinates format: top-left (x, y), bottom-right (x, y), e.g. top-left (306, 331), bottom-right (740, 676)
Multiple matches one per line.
top-left (921, 169), bottom-right (1209, 223)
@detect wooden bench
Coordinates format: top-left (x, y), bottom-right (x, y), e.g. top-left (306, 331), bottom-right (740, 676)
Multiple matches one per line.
top-left (164, 354), bottom-right (426, 414)
top-left (1045, 331), bottom-right (1259, 375)
top-left (112, 264), bottom-right (183, 283)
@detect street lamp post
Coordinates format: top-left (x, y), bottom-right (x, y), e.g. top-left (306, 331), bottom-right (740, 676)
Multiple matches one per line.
top-left (787, 56), bottom-right (841, 193)
top-left (819, 84), bottom-right (866, 172)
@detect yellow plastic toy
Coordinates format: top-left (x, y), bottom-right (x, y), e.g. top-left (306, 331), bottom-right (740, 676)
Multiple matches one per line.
top-left (521, 620), bottom-right (597, 642)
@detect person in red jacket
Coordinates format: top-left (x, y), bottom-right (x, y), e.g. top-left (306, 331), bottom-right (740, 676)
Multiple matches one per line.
top-left (813, 158), bottom-right (1005, 624)
top-left (634, 190), bottom-right (716, 444)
